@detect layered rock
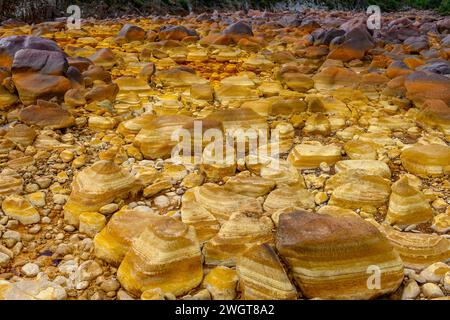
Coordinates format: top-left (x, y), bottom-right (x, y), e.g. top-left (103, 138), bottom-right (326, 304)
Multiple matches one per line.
top-left (385, 177), bottom-right (433, 226)
top-left (288, 142), bottom-right (342, 169)
top-left (400, 144), bottom-right (450, 176)
top-left (64, 160), bottom-right (141, 226)
top-left (203, 211), bottom-right (273, 266)
top-left (237, 243), bottom-right (297, 300)
top-left (94, 206), bottom-right (160, 266)
top-left (117, 216), bottom-right (203, 297)
top-left (376, 224), bottom-right (450, 270)
top-left (276, 210), bottom-right (404, 299)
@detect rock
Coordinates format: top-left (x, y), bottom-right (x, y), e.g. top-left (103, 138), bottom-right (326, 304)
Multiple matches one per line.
top-left (223, 172), bottom-right (274, 197)
top-left (223, 21), bottom-right (253, 37)
top-left (419, 262), bottom-right (450, 283)
top-left (100, 278), bottom-right (120, 292)
top-left (0, 252), bottom-right (11, 267)
top-left (5, 124), bottom-right (36, 147)
top-left (203, 211), bottom-right (273, 266)
top-left (288, 142), bottom-right (342, 169)
top-left (402, 280), bottom-right (420, 300)
top-left (94, 206), bottom-right (159, 266)
top-left (159, 25), bottom-right (198, 41)
top-left (63, 160), bottom-right (141, 226)
top-left (2, 195), bottom-right (40, 225)
top-left (263, 185), bottom-right (314, 212)
top-left (134, 115), bottom-right (194, 159)
top-left (327, 25), bottom-right (374, 62)
top-left (117, 24), bottom-right (145, 42)
top-left (21, 263), bottom-right (39, 277)
top-left (237, 243), bottom-right (297, 300)
top-left (0, 278), bottom-right (66, 300)
top-left (203, 266), bottom-right (238, 300)
top-left (405, 71), bottom-right (450, 106)
top-left (76, 260), bottom-right (102, 282)
top-left (385, 176), bottom-right (433, 226)
top-left (89, 48), bottom-right (117, 70)
top-left (117, 216), bottom-right (203, 297)
top-left (79, 212), bottom-right (106, 237)
top-left (312, 66), bottom-right (360, 91)
top-left (180, 183), bottom-right (262, 224)
top-left (0, 36), bottom-right (63, 68)
top-left (401, 144), bottom-right (450, 176)
top-left (0, 170), bottom-right (23, 196)
top-left (376, 224), bottom-right (450, 270)
top-left (421, 283), bottom-right (444, 298)
top-left (276, 210), bottom-right (404, 299)
top-left (416, 99), bottom-right (450, 135)
top-left (19, 100), bottom-right (75, 129)
top-left (180, 189), bottom-right (220, 243)
top-left (98, 203), bottom-right (119, 215)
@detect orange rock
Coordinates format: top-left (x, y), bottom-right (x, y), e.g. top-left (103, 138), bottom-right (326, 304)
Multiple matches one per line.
top-left (405, 71), bottom-right (450, 105)
top-left (19, 100), bottom-right (75, 129)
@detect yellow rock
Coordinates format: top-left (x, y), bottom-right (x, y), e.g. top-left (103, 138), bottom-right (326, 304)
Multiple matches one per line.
top-left (400, 144), bottom-right (450, 176)
top-left (376, 223), bottom-right (450, 270)
top-left (223, 171), bottom-right (275, 197)
top-left (237, 243), bottom-right (297, 300)
top-left (276, 210), bottom-right (404, 299)
top-left (203, 211), bottom-right (273, 266)
top-left (343, 140), bottom-right (377, 160)
top-left (94, 206), bottom-right (160, 266)
top-left (385, 176), bottom-right (433, 226)
top-left (64, 160), bottom-right (142, 226)
top-left (2, 195), bottom-right (40, 225)
top-left (117, 216), bottom-right (203, 297)
top-left (181, 188), bottom-right (220, 243)
top-left (79, 212), bottom-right (106, 237)
top-left (203, 266), bottom-right (238, 300)
top-left (263, 185), bottom-right (314, 212)
top-left (288, 142), bottom-right (342, 169)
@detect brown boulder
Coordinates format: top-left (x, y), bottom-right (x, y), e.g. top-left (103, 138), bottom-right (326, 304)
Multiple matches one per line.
top-left (405, 71), bottom-right (450, 106)
top-left (117, 24), bottom-right (146, 42)
top-left (19, 100), bottom-right (75, 129)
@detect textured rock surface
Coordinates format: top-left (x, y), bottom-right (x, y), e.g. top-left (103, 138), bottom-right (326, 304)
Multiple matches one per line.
top-left (276, 210), bottom-right (404, 299)
top-left (0, 8), bottom-right (448, 301)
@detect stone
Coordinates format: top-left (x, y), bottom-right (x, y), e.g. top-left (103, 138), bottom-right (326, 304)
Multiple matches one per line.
top-left (117, 24), bottom-right (145, 42)
top-left (117, 216), bottom-right (203, 297)
top-left (419, 262), bottom-right (450, 283)
top-left (237, 243), bottom-right (297, 300)
top-left (203, 210), bottom-right (273, 266)
top-left (401, 144), bottom-right (450, 176)
top-left (401, 280), bottom-right (420, 300)
top-left (288, 142), bottom-right (342, 169)
top-left (0, 278), bottom-right (67, 300)
top-left (202, 266), bottom-right (238, 300)
top-left (19, 100), bottom-right (75, 129)
top-left (94, 206), bottom-right (158, 266)
top-left (2, 195), bottom-right (40, 225)
top-left (79, 212), bottom-right (106, 237)
top-left (385, 176), bottom-right (433, 226)
top-left (21, 263), bottom-right (40, 277)
top-left (421, 283), bottom-right (444, 298)
top-left (63, 160), bottom-right (141, 226)
top-left (276, 210), bottom-right (404, 299)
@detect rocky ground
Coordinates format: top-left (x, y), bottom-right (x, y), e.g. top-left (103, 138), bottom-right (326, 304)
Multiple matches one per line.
top-left (0, 9), bottom-right (449, 300)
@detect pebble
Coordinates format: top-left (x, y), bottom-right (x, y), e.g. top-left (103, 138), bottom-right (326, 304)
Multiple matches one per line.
top-left (401, 280), bottom-right (420, 300)
top-left (100, 278), bottom-right (120, 292)
top-left (421, 283), bottom-right (444, 298)
top-left (99, 203), bottom-right (119, 215)
top-left (0, 252), bottom-right (11, 267)
top-left (21, 263), bottom-right (40, 277)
